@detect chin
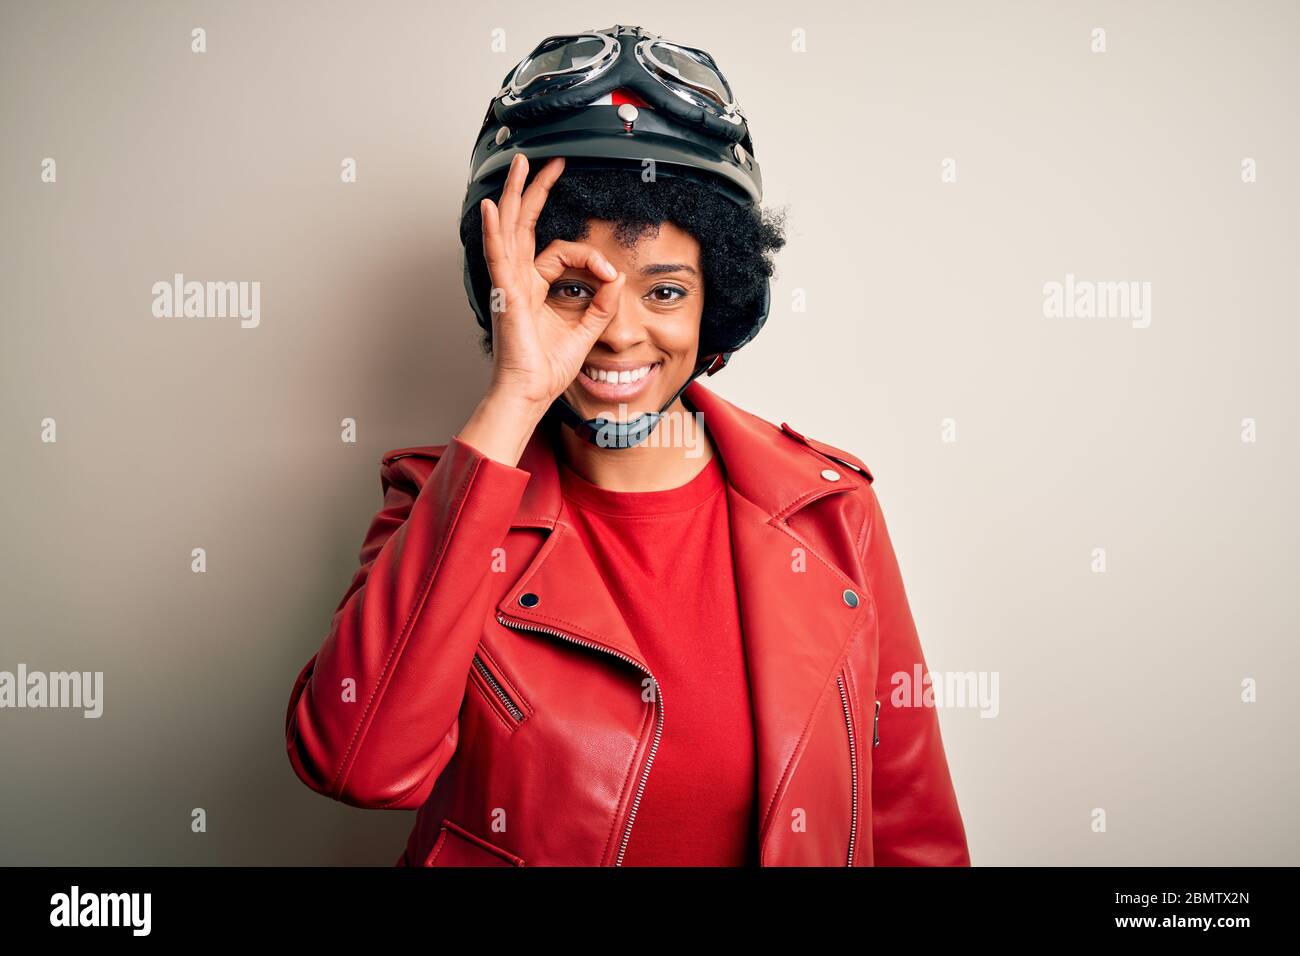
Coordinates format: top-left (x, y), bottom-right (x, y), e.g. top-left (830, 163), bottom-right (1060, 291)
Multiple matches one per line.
top-left (570, 398), bottom-right (658, 422)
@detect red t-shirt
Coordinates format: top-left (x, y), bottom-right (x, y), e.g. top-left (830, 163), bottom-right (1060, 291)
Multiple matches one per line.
top-left (557, 450), bottom-right (759, 866)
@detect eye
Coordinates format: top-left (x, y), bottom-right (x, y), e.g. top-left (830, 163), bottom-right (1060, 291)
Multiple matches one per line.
top-left (550, 281), bottom-right (593, 301)
top-left (649, 285), bottom-right (687, 303)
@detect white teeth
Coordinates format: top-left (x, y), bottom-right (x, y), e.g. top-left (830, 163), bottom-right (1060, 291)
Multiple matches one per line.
top-left (584, 364), bottom-right (655, 383)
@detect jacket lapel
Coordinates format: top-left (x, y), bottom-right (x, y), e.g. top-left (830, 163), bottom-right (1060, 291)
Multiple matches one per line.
top-left (493, 380), bottom-right (869, 861)
top-left (492, 411), bottom-right (650, 673)
top-left (685, 383), bottom-right (871, 858)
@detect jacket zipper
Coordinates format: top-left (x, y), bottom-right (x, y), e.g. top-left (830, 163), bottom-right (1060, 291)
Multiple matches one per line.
top-left (472, 653), bottom-right (525, 723)
top-left (496, 611), bottom-right (663, 867)
top-left (873, 699), bottom-right (880, 747)
top-left (837, 672), bottom-right (859, 867)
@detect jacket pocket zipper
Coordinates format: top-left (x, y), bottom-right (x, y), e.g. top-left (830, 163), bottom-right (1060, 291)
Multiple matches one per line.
top-left (873, 699), bottom-right (880, 747)
top-left (472, 652), bottom-right (525, 724)
top-left (837, 670), bottom-right (859, 867)
top-left (497, 611), bottom-right (663, 867)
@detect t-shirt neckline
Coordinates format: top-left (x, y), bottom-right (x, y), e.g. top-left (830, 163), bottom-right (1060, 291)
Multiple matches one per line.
top-left (557, 452), bottom-right (725, 517)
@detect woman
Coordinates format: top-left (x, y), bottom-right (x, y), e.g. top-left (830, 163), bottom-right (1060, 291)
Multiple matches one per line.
top-left (285, 25), bottom-right (970, 867)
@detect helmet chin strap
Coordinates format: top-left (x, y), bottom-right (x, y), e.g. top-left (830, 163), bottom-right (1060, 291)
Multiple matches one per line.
top-left (547, 354), bottom-right (723, 450)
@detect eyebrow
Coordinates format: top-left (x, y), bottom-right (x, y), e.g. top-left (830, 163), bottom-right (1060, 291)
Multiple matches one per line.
top-left (638, 263), bottom-right (698, 277)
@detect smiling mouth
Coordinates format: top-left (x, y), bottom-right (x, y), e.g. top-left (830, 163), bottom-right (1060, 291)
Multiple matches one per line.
top-left (576, 361), bottom-right (662, 402)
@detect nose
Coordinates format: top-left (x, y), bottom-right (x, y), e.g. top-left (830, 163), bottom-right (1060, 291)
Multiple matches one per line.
top-left (593, 288), bottom-right (649, 352)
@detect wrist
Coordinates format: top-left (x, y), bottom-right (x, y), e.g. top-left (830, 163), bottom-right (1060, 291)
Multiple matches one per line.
top-left (484, 384), bottom-right (553, 421)
top-left (457, 388), bottom-right (551, 468)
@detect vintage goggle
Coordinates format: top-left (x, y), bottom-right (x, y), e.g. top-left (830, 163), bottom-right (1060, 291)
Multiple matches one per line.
top-left (500, 27), bottom-right (745, 124)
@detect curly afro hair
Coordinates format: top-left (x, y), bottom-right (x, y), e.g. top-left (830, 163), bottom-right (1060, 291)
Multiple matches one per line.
top-left (459, 164), bottom-right (788, 360)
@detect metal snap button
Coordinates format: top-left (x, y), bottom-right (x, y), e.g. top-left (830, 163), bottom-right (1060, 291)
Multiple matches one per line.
top-left (821, 468), bottom-right (840, 482)
top-left (518, 592), bottom-right (540, 608)
top-left (842, 588), bottom-right (859, 608)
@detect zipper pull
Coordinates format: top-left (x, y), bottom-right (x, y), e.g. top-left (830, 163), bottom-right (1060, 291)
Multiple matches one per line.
top-left (872, 699), bottom-right (880, 747)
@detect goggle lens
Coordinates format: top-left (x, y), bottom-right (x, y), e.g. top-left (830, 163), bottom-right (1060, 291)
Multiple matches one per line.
top-left (513, 35), bottom-right (610, 92)
top-left (644, 41), bottom-right (732, 108)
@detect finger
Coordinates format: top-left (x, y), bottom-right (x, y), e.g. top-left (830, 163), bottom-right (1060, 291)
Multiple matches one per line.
top-left (496, 152), bottom-right (528, 244)
top-left (533, 239), bottom-right (618, 285)
top-left (580, 269), bottom-right (626, 334)
top-left (481, 197), bottom-right (508, 281)
top-left (516, 156), bottom-right (565, 256)
top-left (480, 198), bottom-right (517, 317)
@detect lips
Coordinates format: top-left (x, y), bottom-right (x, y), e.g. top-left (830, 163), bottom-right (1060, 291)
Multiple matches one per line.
top-left (576, 361), bottom-right (662, 402)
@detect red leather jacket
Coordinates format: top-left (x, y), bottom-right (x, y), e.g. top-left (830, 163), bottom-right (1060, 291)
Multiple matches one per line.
top-left (285, 380), bottom-right (971, 866)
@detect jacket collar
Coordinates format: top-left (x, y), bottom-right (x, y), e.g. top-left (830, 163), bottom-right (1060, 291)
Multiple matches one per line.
top-left (494, 379), bottom-right (871, 863)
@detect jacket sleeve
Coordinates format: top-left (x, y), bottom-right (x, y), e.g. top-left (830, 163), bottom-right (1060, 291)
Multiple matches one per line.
top-left (861, 483), bottom-right (972, 865)
top-left (284, 435), bottom-right (531, 810)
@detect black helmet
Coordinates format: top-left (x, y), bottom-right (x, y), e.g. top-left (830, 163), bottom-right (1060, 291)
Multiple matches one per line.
top-left (460, 24), bottom-right (770, 448)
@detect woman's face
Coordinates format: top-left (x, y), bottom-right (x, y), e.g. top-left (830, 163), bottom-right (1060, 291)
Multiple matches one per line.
top-left (550, 219), bottom-right (704, 422)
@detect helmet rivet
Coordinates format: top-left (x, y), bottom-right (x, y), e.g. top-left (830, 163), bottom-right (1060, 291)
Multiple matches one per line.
top-left (616, 103), bottom-right (639, 126)
top-left (494, 126), bottom-right (511, 146)
top-left (733, 143), bottom-right (748, 164)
